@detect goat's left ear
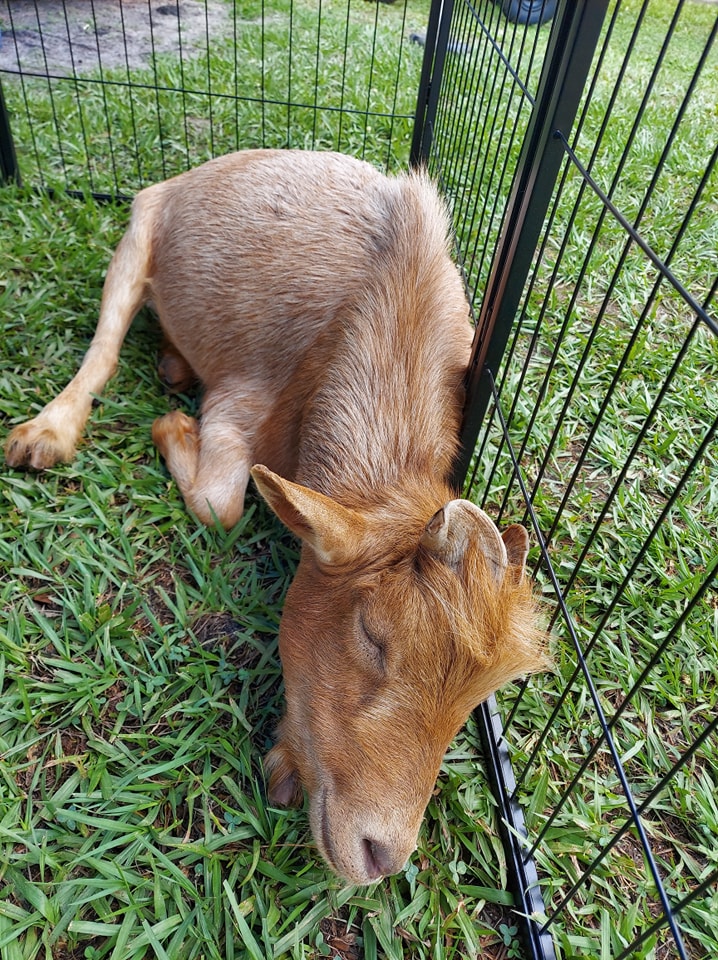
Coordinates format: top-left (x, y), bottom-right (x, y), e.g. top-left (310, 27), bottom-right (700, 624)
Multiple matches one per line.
top-left (251, 464), bottom-right (366, 566)
top-left (420, 499), bottom-right (508, 582)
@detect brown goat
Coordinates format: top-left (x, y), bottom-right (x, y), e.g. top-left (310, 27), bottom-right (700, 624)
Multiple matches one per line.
top-left (5, 150), bottom-right (547, 884)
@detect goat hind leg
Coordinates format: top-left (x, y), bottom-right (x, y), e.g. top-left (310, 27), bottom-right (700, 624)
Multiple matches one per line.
top-left (5, 205), bottom-right (153, 470)
top-left (158, 335), bottom-right (197, 395)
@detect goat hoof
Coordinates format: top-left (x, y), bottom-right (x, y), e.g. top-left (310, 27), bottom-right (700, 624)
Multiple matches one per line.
top-left (5, 420), bottom-right (75, 470)
top-left (157, 352), bottom-right (196, 394)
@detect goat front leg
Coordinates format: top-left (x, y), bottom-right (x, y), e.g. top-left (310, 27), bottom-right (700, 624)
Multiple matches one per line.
top-left (152, 401), bottom-right (253, 530)
top-left (5, 206), bottom-right (152, 470)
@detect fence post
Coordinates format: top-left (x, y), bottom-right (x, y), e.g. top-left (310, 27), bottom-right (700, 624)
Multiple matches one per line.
top-left (453, 0), bottom-right (610, 484)
top-left (0, 78), bottom-right (20, 185)
top-left (477, 696), bottom-right (559, 960)
top-left (410, 0), bottom-right (455, 166)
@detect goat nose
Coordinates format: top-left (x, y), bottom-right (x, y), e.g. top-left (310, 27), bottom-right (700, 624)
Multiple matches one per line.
top-left (361, 838), bottom-right (400, 881)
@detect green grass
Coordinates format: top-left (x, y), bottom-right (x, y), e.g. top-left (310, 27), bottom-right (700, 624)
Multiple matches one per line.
top-left (2, 0), bottom-right (717, 958)
top-left (0, 0), bottom-right (425, 193)
top-left (0, 4), bottom-right (520, 956)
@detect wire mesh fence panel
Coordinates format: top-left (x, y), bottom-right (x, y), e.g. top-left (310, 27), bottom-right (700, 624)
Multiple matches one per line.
top-left (424, 0), bottom-right (550, 310)
top-left (0, 0), bottom-right (424, 196)
top-left (423, 1), bottom-right (717, 958)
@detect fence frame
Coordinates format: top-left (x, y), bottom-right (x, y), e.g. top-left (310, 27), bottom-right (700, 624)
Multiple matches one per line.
top-left (0, 77), bottom-right (19, 184)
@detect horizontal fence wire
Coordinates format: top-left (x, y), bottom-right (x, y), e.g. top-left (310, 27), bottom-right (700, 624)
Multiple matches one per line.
top-left (455, 0), bottom-right (718, 957)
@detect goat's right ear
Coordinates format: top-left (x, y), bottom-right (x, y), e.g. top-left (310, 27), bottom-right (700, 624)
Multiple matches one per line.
top-left (251, 464), bottom-right (366, 566)
top-left (502, 524), bottom-right (530, 577)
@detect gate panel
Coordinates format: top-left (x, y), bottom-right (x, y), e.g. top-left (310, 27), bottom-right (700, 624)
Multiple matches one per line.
top-left (0, 0), bottom-right (420, 196)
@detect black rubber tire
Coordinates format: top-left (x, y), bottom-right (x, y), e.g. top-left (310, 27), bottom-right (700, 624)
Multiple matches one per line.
top-left (501, 0), bottom-right (558, 26)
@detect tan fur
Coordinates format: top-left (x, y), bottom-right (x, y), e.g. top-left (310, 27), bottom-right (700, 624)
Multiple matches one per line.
top-left (5, 150), bottom-right (548, 884)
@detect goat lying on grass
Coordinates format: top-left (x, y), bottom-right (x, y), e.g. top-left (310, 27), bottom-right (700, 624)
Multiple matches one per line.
top-left (6, 149), bottom-right (547, 884)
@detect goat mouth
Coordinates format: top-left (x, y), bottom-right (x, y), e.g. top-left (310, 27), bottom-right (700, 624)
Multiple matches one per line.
top-left (318, 788), bottom-right (340, 875)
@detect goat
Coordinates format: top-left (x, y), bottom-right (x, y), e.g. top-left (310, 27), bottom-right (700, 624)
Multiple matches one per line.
top-left (5, 149), bottom-right (547, 884)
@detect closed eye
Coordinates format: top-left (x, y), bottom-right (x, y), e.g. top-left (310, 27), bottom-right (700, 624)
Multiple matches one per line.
top-left (359, 613), bottom-right (387, 671)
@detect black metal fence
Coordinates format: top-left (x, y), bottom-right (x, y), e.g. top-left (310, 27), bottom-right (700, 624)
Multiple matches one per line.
top-left (1, 1), bottom-right (716, 958)
top-left (0, 0), bottom-right (420, 193)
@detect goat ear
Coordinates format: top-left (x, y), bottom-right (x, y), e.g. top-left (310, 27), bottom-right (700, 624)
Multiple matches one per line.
top-left (420, 500), bottom-right (508, 583)
top-left (502, 524), bottom-right (530, 577)
top-left (251, 464), bottom-right (365, 566)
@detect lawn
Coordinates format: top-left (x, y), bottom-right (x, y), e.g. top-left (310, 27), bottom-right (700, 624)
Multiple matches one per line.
top-left (0, 0), bottom-right (426, 193)
top-left (0, 2), bottom-right (531, 957)
top-left (1, 0), bottom-right (717, 959)
top-left (0, 190), bottom-right (525, 959)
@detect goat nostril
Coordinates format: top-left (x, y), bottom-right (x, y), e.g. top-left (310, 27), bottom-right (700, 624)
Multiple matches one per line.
top-left (361, 838), bottom-right (392, 881)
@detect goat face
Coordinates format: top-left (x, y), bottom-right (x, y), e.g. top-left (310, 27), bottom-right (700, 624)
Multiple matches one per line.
top-left (253, 465), bottom-right (547, 885)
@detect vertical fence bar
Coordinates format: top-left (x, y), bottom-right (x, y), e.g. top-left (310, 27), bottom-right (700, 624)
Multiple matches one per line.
top-left (454, 0), bottom-right (610, 483)
top-left (0, 78), bottom-right (20, 185)
top-left (477, 695), bottom-right (558, 960)
top-left (410, 0), bottom-right (455, 167)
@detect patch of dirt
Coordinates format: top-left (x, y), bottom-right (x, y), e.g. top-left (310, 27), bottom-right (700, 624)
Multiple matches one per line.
top-left (0, 0), bottom-right (232, 76)
top-left (319, 914), bottom-right (362, 960)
